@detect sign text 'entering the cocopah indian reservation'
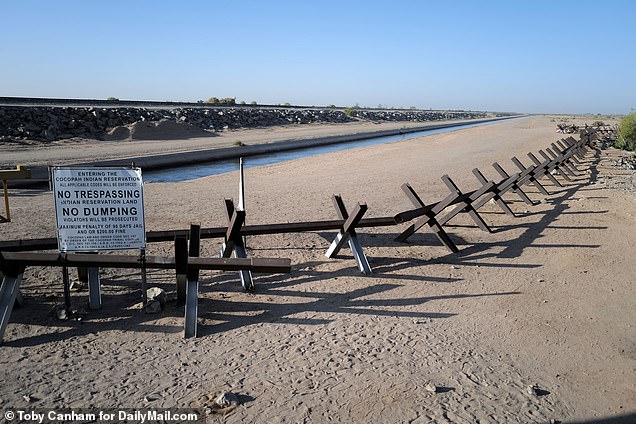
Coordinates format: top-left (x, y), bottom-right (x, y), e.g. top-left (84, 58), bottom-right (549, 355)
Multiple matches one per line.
top-left (53, 167), bottom-right (146, 252)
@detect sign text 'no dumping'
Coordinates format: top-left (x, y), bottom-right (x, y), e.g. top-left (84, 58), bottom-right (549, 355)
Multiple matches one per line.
top-left (53, 167), bottom-right (146, 252)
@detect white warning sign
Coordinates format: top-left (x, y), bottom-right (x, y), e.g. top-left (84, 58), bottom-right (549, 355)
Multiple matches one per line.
top-left (52, 167), bottom-right (146, 252)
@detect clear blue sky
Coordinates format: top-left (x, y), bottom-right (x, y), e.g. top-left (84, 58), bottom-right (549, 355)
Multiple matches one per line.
top-left (1, 1), bottom-right (634, 114)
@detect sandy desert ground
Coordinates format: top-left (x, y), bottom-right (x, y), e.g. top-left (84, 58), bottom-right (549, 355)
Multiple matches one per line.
top-left (0, 116), bottom-right (634, 423)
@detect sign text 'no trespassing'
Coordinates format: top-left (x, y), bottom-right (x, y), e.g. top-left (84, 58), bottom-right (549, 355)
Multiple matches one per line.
top-left (52, 167), bottom-right (146, 252)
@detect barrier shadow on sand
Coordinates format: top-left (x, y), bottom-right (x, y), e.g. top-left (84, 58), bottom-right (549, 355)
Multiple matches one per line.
top-left (3, 266), bottom-right (468, 346)
top-left (3, 292), bottom-right (184, 347)
top-left (195, 281), bottom-right (521, 337)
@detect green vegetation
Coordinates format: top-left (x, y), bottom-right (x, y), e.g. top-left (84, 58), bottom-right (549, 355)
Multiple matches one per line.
top-left (616, 112), bottom-right (636, 151)
top-left (328, 104), bottom-right (336, 108)
top-left (106, 96), bottom-right (119, 101)
top-left (232, 140), bottom-right (245, 146)
top-left (344, 108), bottom-right (356, 117)
top-left (250, 101), bottom-right (257, 105)
top-left (592, 120), bottom-right (605, 127)
top-left (206, 97), bottom-right (236, 105)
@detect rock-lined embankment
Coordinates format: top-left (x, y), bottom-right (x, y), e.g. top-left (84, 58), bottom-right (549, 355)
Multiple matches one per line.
top-left (0, 106), bottom-right (491, 142)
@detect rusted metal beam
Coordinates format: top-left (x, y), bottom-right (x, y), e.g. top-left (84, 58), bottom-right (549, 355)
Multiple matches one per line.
top-left (175, 235), bottom-right (188, 303)
top-left (546, 147), bottom-right (575, 180)
top-left (540, 149), bottom-right (571, 182)
top-left (394, 183), bottom-right (459, 252)
top-left (0, 251), bottom-right (291, 273)
top-left (511, 156), bottom-right (549, 195)
top-left (435, 175), bottom-right (492, 232)
top-left (550, 143), bottom-right (577, 176)
top-left (0, 215), bottom-right (404, 253)
top-left (527, 152), bottom-right (562, 187)
top-left (187, 223), bottom-right (201, 282)
top-left (471, 168), bottom-right (516, 216)
top-left (492, 162), bottom-right (536, 205)
top-left (325, 195), bottom-right (372, 275)
top-left (220, 199), bottom-right (253, 291)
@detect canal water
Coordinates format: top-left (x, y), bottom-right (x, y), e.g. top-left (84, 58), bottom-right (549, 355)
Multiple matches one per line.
top-left (145, 117), bottom-right (521, 183)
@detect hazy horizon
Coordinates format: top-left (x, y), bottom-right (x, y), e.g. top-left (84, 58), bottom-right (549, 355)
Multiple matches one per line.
top-left (1, 1), bottom-right (634, 115)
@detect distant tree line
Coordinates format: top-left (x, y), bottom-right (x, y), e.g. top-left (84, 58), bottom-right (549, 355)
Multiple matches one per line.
top-left (201, 97), bottom-right (257, 106)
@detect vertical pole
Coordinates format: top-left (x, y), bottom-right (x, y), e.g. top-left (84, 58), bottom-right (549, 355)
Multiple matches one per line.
top-left (185, 224), bottom-right (201, 338)
top-left (77, 267), bottom-right (89, 284)
top-left (237, 158), bottom-right (245, 212)
top-left (140, 249), bottom-right (147, 307)
top-left (87, 266), bottom-right (102, 310)
top-left (349, 235), bottom-right (372, 275)
top-left (175, 235), bottom-right (188, 304)
top-left (234, 245), bottom-right (254, 292)
top-left (62, 264), bottom-right (71, 310)
top-left (78, 252), bottom-right (102, 310)
top-left (188, 224), bottom-right (201, 281)
top-left (2, 180), bottom-right (10, 222)
top-left (184, 279), bottom-right (199, 338)
top-left (238, 158), bottom-right (247, 248)
top-left (233, 164), bottom-right (254, 290)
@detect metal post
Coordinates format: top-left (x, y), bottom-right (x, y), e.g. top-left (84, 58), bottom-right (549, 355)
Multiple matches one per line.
top-left (325, 195), bottom-right (372, 275)
top-left (175, 236), bottom-right (188, 304)
top-left (349, 235), bottom-right (372, 275)
top-left (184, 279), bottom-right (199, 338)
top-left (540, 149), bottom-right (571, 182)
top-left (472, 168), bottom-right (515, 217)
top-left (2, 180), bottom-right (10, 222)
top-left (233, 244), bottom-right (254, 290)
top-left (220, 199), bottom-right (254, 291)
top-left (77, 252), bottom-right (102, 310)
top-left (0, 270), bottom-right (24, 343)
top-left (62, 264), bottom-right (71, 310)
top-left (395, 184), bottom-right (460, 251)
top-left (139, 249), bottom-right (147, 307)
top-left (237, 158), bottom-right (245, 212)
top-left (551, 143), bottom-right (577, 176)
top-left (238, 158), bottom-right (249, 253)
top-left (527, 152), bottom-right (562, 187)
top-left (185, 224), bottom-right (201, 338)
top-left (440, 175), bottom-right (492, 233)
top-left (511, 157), bottom-right (549, 196)
top-left (87, 267), bottom-right (102, 310)
top-left (492, 162), bottom-right (536, 205)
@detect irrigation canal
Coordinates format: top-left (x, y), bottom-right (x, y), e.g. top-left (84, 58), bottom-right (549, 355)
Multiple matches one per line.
top-left (145, 117), bottom-right (524, 183)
